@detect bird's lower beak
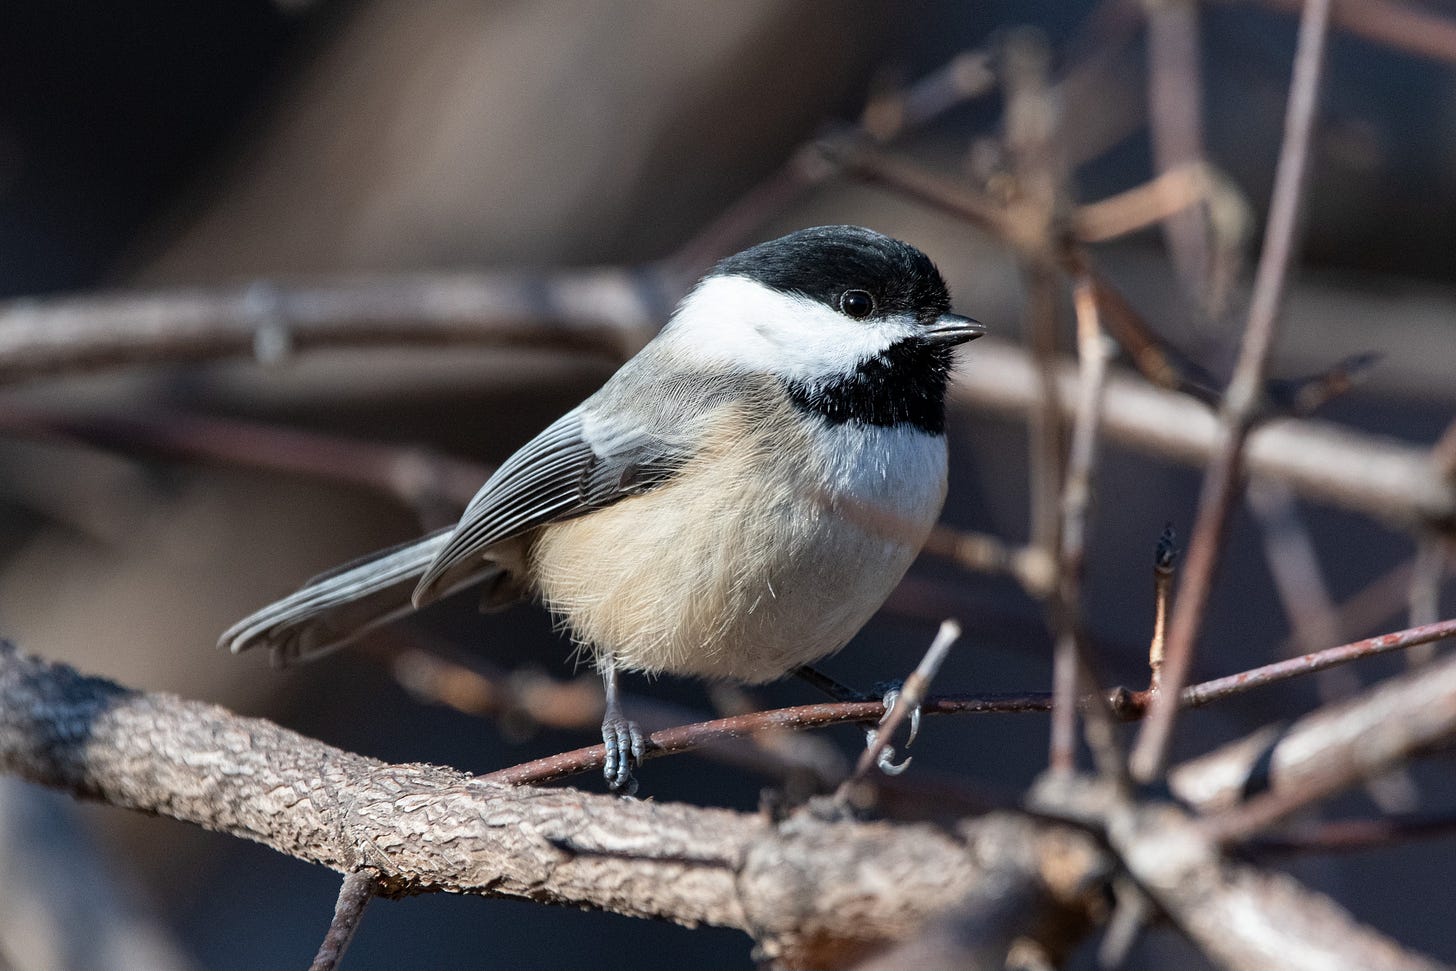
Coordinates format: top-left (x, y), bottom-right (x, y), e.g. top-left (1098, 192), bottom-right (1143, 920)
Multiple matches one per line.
top-left (922, 312), bottom-right (986, 346)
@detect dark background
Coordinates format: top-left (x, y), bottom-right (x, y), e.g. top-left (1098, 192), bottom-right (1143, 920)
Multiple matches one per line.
top-left (0, 2), bottom-right (1452, 968)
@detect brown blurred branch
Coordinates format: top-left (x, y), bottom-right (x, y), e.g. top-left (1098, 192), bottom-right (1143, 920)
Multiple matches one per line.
top-left (1253, 812), bottom-right (1456, 856)
top-left (1131, 0), bottom-right (1334, 781)
top-left (954, 337), bottom-right (1456, 532)
top-left (0, 269), bottom-right (659, 383)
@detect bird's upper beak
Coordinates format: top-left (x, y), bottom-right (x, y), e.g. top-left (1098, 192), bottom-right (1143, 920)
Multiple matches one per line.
top-left (922, 312), bottom-right (986, 346)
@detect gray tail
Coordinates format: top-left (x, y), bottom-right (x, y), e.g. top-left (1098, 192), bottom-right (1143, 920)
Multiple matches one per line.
top-left (219, 529), bottom-right (496, 665)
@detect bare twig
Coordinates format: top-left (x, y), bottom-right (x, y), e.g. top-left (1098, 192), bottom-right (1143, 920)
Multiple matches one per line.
top-left (1174, 617), bottom-right (1456, 711)
top-left (310, 871), bottom-right (376, 971)
top-left (0, 404), bottom-right (491, 527)
top-left (1071, 163), bottom-right (1211, 243)
top-left (383, 640), bottom-right (846, 791)
top-left (1130, 0), bottom-right (1335, 781)
top-left (1149, 525), bottom-right (1178, 691)
top-left (482, 690), bottom-right (1051, 789)
top-left (1253, 0), bottom-right (1456, 66)
top-left (1252, 812), bottom-right (1456, 856)
top-left (1144, 0), bottom-right (1214, 307)
top-left (1050, 277), bottom-right (1116, 775)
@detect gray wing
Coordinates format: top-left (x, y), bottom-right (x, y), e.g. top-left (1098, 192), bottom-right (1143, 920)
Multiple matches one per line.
top-left (411, 402), bottom-right (694, 605)
top-left (221, 358), bottom-right (744, 664)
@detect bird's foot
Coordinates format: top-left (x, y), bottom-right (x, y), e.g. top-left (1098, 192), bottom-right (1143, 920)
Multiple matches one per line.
top-left (601, 711), bottom-right (647, 796)
top-left (864, 682), bottom-right (921, 776)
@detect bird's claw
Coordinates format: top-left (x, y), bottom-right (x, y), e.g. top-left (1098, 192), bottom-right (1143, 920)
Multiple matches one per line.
top-left (864, 684), bottom-right (920, 775)
top-left (601, 713), bottom-right (646, 796)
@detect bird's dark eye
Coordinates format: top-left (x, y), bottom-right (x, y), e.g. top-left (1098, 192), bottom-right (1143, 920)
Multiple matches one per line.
top-left (839, 289), bottom-right (874, 319)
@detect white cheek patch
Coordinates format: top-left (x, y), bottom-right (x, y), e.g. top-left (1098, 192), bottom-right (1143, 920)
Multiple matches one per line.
top-left (663, 275), bottom-right (919, 380)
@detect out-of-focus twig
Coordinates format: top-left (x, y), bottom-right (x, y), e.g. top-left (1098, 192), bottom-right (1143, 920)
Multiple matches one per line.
top-left (953, 337), bottom-right (1456, 533)
top-left (1432, 417), bottom-right (1456, 483)
top-left (1144, 0), bottom-right (1216, 312)
top-left (1050, 277), bottom-right (1118, 775)
top-left (309, 872), bottom-right (375, 971)
top-left (1252, 0), bottom-right (1456, 66)
top-left (1038, 777), bottom-right (1448, 971)
top-left (920, 527), bottom-right (1055, 596)
top-left (0, 403), bottom-right (492, 529)
top-left (1130, 0), bottom-right (1334, 782)
top-left (1070, 162), bottom-right (1211, 243)
top-left (671, 49), bottom-right (997, 280)
top-left (1408, 539), bottom-right (1449, 665)
top-left (0, 269), bottom-right (661, 384)
top-left (1252, 812), bottom-right (1456, 856)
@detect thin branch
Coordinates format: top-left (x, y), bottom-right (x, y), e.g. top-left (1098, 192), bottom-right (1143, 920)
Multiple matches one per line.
top-left (310, 872), bottom-right (376, 971)
top-left (1071, 163), bottom-right (1212, 243)
top-left (480, 692), bottom-right (1053, 789)
top-left (1050, 277), bottom-right (1117, 775)
top-left (1252, 812), bottom-right (1456, 856)
top-left (0, 404), bottom-right (491, 526)
top-left (1144, 0), bottom-right (1214, 306)
top-left (1148, 525), bottom-right (1178, 691)
top-left (1253, 0), bottom-right (1456, 66)
top-left (1131, 0), bottom-right (1335, 781)
top-left (381, 639), bottom-right (847, 791)
top-left (1173, 617), bottom-right (1456, 711)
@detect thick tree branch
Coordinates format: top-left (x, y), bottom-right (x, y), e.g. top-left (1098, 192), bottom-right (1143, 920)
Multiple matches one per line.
top-left (0, 641), bottom-right (1090, 969)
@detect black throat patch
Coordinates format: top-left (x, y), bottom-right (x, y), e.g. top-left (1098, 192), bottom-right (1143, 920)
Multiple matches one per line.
top-left (783, 338), bottom-right (952, 434)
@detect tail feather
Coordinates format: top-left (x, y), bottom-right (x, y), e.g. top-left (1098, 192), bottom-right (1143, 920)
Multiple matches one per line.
top-left (220, 531), bottom-right (495, 665)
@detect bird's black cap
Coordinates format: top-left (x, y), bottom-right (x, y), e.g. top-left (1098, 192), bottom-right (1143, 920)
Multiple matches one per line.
top-left (713, 225), bottom-right (952, 322)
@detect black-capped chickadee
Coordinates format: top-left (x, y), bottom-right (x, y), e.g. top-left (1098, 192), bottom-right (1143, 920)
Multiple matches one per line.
top-left (221, 225), bottom-right (984, 792)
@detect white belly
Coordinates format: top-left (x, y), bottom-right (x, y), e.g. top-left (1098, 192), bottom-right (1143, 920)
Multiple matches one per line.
top-left (527, 413), bottom-right (947, 683)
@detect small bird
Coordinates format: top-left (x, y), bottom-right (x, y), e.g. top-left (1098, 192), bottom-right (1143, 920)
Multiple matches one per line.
top-left (221, 225), bottom-right (984, 792)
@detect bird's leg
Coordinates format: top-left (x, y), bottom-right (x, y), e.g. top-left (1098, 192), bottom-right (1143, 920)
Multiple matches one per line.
top-left (792, 664), bottom-right (872, 702)
top-left (600, 661), bottom-right (646, 796)
top-left (792, 666), bottom-right (917, 774)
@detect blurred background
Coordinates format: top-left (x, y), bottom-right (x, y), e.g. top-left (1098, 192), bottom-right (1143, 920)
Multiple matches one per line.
top-left (0, 1), bottom-right (1453, 968)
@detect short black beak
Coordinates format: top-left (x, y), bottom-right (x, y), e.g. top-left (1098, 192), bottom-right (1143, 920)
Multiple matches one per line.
top-left (923, 312), bottom-right (986, 346)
